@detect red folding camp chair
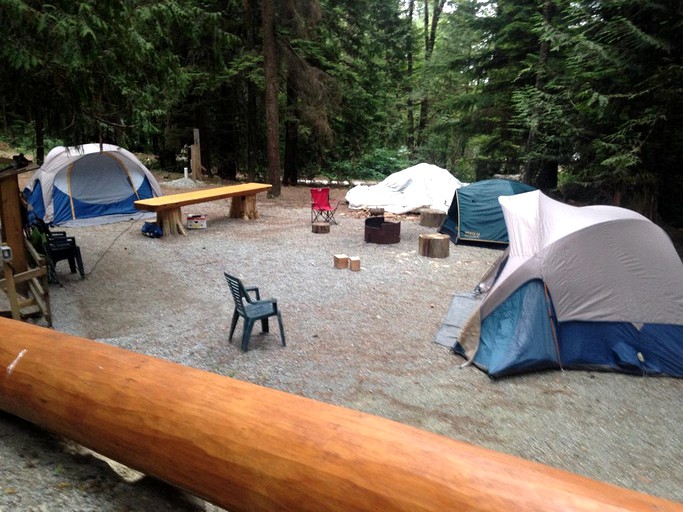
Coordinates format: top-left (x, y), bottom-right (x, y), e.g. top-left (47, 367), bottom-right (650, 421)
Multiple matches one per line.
top-left (310, 187), bottom-right (340, 224)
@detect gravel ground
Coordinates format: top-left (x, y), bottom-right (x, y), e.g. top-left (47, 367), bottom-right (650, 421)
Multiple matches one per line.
top-left (1, 178), bottom-right (682, 511)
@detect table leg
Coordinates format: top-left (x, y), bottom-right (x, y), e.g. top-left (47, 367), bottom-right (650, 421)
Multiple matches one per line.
top-left (157, 208), bottom-right (188, 236)
top-left (229, 195), bottom-right (259, 219)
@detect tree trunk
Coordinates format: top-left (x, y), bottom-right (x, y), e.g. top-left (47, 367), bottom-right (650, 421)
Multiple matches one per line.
top-left (262, 0), bottom-right (281, 197)
top-left (406, 0), bottom-right (415, 152)
top-left (283, 71), bottom-right (299, 186)
top-left (244, 0), bottom-right (258, 182)
top-left (33, 103), bottom-right (44, 165)
top-left (417, 0), bottom-right (445, 147)
top-left (521, 0), bottom-right (558, 190)
top-left (2, 318), bottom-right (674, 512)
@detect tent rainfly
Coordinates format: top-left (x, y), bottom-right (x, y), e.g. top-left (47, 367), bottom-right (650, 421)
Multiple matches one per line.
top-left (439, 179), bottom-right (536, 245)
top-left (24, 144), bottom-right (162, 227)
top-left (445, 190), bottom-right (683, 378)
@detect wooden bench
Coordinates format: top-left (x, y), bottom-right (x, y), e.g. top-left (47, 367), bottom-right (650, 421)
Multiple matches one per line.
top-left (134, 182), bottom-right (272, 236)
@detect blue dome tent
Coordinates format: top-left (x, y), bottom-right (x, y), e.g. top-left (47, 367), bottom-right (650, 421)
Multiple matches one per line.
top-left (24, 144), bottom-right (162, 227)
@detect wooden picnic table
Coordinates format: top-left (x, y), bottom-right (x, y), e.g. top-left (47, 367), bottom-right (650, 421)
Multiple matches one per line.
top-left (134, 182), bottom-right (272, 236)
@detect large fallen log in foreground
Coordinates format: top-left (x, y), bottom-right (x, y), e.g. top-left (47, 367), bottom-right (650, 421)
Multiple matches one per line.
top-left (0, 317), bottom-right (679, 512)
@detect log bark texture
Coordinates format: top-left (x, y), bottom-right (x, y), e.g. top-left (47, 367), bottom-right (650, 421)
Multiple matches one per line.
top-left (418, 233), bottom-right (450, 258)
top-left (229, 195), bottom-right (259, 219)
top-left (157, 209), bottom-right (188, 236)
top-left (419, 209), bottom-right (446, 228)
top-left (0, 318), bottom-right (678, 512)
top-left (312, 222), bottom-right (330, 234)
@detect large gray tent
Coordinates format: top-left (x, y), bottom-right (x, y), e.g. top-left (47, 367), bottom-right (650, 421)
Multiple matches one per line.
top-left (439, 191), bottom-right (683, 378)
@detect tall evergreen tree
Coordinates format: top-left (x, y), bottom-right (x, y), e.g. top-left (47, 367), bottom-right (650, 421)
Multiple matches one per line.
top-left (261, 0), bottom-right (281, 195)
top-left (531, 0), bottom-right (683, 218)
top-left (0, 0), bottom-right (189, 157)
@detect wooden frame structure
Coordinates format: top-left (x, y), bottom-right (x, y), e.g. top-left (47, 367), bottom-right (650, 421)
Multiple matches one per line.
top-left (0, 161), bottom-right (51, 325)
top-left (0, 317), bottom-right (678, 512)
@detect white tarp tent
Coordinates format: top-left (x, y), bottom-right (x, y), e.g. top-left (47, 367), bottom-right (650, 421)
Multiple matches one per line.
top-left (345, 163), bottom-right (465, 214)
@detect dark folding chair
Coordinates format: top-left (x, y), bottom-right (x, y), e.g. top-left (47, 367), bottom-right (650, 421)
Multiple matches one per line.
top-left (29, 219), bottom-right (85, 285)
top-left (224, 272), bottom-right (286, 352)
top-left (310, 187), bottom-right (340, 224)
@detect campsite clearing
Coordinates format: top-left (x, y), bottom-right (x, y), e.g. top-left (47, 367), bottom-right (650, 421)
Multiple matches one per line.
top-left (0, 179), bottom-right (681, 511)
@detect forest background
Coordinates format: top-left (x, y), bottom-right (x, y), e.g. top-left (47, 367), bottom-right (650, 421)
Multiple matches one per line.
top-left (1, 0), bottom-right (682, 227)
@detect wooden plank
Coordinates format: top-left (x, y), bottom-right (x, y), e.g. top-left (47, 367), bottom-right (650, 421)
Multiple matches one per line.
top-left (24, 234), bottom-right (51, 326)
top-left (0, 162), bottom-right (39, 180)
top-left (27, 278), bottom-right (51, 327)
top-left (0, 317), bottom-right (678, 512)
top-left (134, 183), bottom-right (272, 212)
top-left (24, 237), bottom-right (46, 266)
top-left (5, 267), bottom-right (46, 285)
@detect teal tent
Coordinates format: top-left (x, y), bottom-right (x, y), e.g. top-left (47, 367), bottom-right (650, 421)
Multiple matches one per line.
top-left (439, 179), bottom-right (535, 244)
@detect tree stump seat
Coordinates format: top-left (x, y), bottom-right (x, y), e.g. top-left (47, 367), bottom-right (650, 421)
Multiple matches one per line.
top-left (418, 233), bottom-right (450, 258)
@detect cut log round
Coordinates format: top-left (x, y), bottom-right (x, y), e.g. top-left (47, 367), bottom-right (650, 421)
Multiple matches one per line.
top-left (333, 253), bottom-right (349, 269)
top-left (312, 222), bottom-right (331, 234)
top-left (419, 209), bottom-right (447, 228)
top-left (419, 233), bottom-right (450, 258)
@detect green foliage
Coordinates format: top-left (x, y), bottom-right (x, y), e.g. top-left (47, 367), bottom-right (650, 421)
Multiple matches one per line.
top-left (327, 148), bottom-right (412, 182)
top-left (0, 0), bottom-right (680, 221)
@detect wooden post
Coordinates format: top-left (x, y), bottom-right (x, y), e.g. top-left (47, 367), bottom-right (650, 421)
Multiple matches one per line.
top-left (418, 234), bottom-right (450, 258)
top-left (0, 318), bottom-right (678, 512)
top-left (191, 128), bottom-right (201, 181)
top-left (0, 172), bottom-right (28, 289)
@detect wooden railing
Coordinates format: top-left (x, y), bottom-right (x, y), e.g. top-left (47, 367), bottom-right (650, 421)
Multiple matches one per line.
top-left (0, 317), bottom-right (679, 512)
